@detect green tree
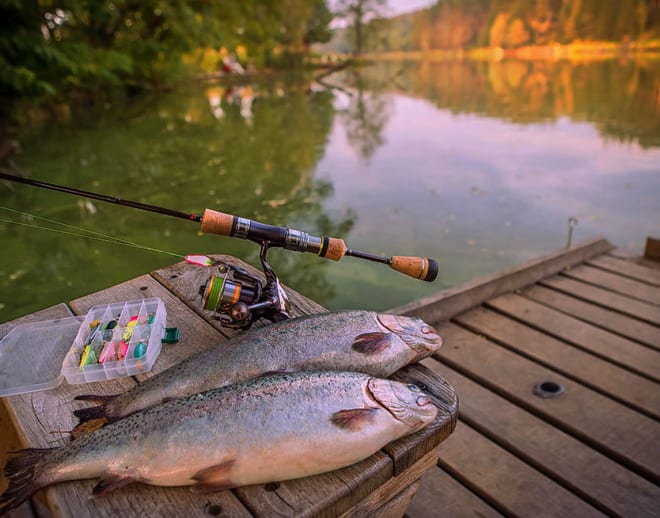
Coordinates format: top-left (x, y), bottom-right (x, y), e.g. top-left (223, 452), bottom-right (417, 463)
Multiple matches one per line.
top-left (334, 0), bottom-right (387, 55)
top-left (0, 0), bottom-right (334, 117)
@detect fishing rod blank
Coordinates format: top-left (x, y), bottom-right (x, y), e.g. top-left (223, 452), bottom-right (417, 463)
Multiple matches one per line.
top-left (0, 170), bottom-right (438, 282)
top-left (0, 170), bottom-right (199, 222)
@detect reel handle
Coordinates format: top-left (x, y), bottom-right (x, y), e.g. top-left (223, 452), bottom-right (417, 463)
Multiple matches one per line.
top-left (389, 256), bottom-right (439, 282)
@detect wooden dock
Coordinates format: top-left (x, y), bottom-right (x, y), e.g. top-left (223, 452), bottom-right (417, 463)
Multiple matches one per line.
top-left (0, 256), bottom-right (457, 517)
top-left (1, 236), bottom-right (658, 517)
top-left (397, 237), bottom-right (660, 517)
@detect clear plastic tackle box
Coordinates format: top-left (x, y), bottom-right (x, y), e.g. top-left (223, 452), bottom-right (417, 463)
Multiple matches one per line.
top-left (0, 298), bottom-right (167, 396)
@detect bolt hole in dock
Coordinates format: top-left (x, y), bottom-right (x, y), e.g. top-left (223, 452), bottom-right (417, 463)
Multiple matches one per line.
top-left (533, 381), bottom-right (565, 398)
top-left (264, 482), bottom-right (280, 492)
top-left (140, 286), bottom-right (148, 291)
top-left (204, 502), bottom-right (223, 516)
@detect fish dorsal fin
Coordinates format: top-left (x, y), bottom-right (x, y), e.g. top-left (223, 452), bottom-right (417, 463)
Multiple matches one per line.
top-left (330, 408), bottom-right (379, 431)
top-left (352, 332), bottom-right (393, 354)
top-left (92, 474), bottom-right (137, 496)
top-left (191, 460), bottom-right (237, 493)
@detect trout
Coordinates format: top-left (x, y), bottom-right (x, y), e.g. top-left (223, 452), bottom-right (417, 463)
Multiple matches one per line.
top-left (72, 311), bottom-right (442, 436)
top-left (0, 371), bottom-right (437, 515)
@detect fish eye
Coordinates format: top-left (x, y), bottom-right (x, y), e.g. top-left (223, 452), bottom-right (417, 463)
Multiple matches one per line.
top-left (408, 384), bottom-right (421, 392)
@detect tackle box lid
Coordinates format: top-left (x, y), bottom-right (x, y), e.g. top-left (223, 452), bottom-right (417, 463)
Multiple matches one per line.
top-left (0, 316), bottom-right (85, 397)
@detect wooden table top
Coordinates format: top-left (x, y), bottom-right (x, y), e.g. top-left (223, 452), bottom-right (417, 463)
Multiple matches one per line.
top-left (0, 255), bottom-right (457, 517)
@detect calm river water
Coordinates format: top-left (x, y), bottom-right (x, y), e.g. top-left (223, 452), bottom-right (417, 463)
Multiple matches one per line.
top-left (2, 58), bottom-right (659, 322)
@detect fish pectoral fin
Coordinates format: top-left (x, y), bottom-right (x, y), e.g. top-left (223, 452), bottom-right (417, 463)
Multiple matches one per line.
top-left (191, 460), bottom-right (237, 494)
top-left (352, 332), bottom-right (393, 354)
top-left (92, 474), bottom-right (137, 496)
top-left (330, 408), bottom-right (379, 431)
top-left (70, 418), bottom-right (107, 440)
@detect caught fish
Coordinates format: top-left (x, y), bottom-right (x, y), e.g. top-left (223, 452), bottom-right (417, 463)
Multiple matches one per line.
top-left (72, 311), bottom-right (442, 436)
top-left (0, 371), bottom-right (437, 515)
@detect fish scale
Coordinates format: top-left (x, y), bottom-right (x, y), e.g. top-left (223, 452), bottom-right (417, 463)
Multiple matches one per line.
top-left (0, 371), bottom-right (438, 515)
top-left (71, 310), bottom-right (443, 437)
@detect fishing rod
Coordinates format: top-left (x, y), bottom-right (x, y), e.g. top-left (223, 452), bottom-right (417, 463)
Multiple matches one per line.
top-left (0, 170), bottom-right (438, 282)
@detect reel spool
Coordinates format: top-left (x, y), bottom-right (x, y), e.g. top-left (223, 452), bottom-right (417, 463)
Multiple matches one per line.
top-left (199, 264), bottom-right (263, 329)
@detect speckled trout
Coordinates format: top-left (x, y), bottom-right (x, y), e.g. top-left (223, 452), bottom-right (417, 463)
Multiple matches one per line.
top-left (72, 311), bottom-right (442, 436)
top-left (0, 371), bottom-right (437, 515)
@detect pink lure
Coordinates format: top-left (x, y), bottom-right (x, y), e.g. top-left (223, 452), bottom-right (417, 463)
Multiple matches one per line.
top-left (185, 255), bottom-right (214, 267)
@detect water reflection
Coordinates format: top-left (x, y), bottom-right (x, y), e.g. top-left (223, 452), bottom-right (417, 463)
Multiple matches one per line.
top-left (336, 70), bottom-right (393, 162)
top-left (1, 77), bottom-right (354, 322)
top-left (1, 58), bottom-right (659, 322)
top-left (357, 59), bottom-right (660, 148)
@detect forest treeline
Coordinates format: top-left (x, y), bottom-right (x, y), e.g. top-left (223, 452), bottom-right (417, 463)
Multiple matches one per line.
top-left (0, 0), bottom-right (332, 114)
top-left (330, 0), bottom-right (660, 53)
top-left (2, 1), bottom-right (659, 120)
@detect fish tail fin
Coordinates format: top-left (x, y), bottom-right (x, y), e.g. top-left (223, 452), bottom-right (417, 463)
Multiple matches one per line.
top-left (0, 448), bottom-right (53, 515)
top-left (71, 394), bottom-right (117, 439)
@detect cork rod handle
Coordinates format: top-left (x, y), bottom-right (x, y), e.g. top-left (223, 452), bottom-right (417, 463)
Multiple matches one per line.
top-left (389, 256), bottom-right (439, 282)
top-left (323, 237), bottom-right (348, 261)
top-left (200, 209), bottom-right (234, 236)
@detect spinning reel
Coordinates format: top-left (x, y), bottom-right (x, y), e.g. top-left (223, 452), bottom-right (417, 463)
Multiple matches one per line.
top-left (189, 242), bottom-right (291, 329)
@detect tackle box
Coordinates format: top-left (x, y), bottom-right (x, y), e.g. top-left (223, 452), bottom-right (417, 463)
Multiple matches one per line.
top-left (0, 298), bottom-right (169, 396)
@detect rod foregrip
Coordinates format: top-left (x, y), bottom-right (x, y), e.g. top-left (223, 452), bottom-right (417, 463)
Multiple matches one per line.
top-left (322, 237), bottom-right (347, 261)
top-left (389, 256), bottom-right (439, 282)
top-left (200, 209), bottom-right (234, 236)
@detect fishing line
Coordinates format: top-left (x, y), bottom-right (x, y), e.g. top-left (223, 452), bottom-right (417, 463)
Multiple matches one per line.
top-left (0, 207), bottom-right (184, 259)
top-left (0, 171), bottom-right (439, 282)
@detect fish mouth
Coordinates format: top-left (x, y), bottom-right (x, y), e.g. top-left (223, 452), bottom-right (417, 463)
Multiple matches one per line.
top-left (366, 378), bottom-right (438, 425)
top-left (377, 314), bottom-right (443, 355)
top-left (416, 395), bottom-right (433, 407)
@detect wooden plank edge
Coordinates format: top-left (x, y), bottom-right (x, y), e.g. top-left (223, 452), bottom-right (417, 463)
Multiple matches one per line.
top-left (390, 237), bottom-right (614, 323)
top-left (338, 449), bottom-right (438, 518)
top-left (388, 364), bottom-right (459, 475)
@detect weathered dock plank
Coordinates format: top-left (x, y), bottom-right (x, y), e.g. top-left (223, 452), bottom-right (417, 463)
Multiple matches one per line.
top-left (563, 264), bottom-right (660, 305)
top-left (588, 254), bottom-right (660, 286)
top-left (540, 274), bottom-right (660, 326)
top-left (433, 323), bottom-right (660, 483)
top-left (453, 306), bottom-right (660, 419)
top-left (405, 464), bottom-right (504, 518)
top-left (522, 283), bottom-right (660, 349)
top-left (485, 293), bottom-right (660, 381)
top-left (421, 358), bottom-right (660, 518)
top-left (436, 422), bottom-right (604, 517)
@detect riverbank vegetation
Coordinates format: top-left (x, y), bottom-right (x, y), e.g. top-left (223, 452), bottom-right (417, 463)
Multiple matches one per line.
top-left (2, 1), bottom-right (659, 130)
top-left (0, 0), bottom-right (333, 123)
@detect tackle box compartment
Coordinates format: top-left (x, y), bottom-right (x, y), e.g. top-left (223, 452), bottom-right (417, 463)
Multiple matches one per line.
top-left (61, 298), bottom-right (166, 384)
top-left (0, 298), bottom-right (167, 396)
